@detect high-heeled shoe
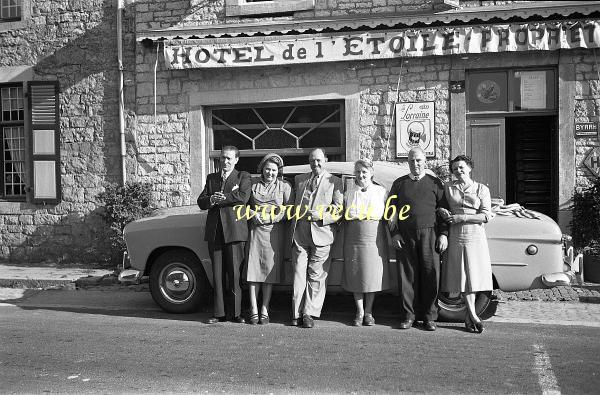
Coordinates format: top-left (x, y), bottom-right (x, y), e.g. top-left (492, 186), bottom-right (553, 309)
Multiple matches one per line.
top-left (464, 316), bottom-right (476, 333)
top-left (352, 313), bottom-right (364, 327)
top-left (249, 313), bottom-right (259, 325)
top-left (474, 321), bottom-right (484, 334)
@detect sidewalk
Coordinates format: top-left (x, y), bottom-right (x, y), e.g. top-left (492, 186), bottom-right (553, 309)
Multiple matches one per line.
top-left (0, 264), bottom-right (114, 289)
top-left (1, 263), bottom-right (600, 327)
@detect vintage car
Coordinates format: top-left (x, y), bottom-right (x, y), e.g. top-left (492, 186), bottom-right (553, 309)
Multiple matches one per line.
top-left (119, 161), bottom-right (573, 321)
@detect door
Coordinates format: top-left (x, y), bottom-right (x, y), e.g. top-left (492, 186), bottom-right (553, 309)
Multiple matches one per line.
top-left (466, 118), bottom-right (506, 200)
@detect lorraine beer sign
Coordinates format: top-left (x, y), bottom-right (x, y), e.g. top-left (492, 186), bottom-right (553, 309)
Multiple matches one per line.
top-left (583, 147), bottom-right (600, 177)
top-left (396, 101), bottom-right (435, 158)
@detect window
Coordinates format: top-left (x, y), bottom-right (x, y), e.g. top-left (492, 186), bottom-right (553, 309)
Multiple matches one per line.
top-left (1, 85), bottom-right (25, 198)
top-left (225, 0), bottom-right (314, 17)
top-left (466, 68), bottom-right (557, 113)
top-left (208, 101), bottom-right (345, 173)
top-left (0, 0), bottom-right (21, 21)
top-left (0, 81), bottom-right (60, 203)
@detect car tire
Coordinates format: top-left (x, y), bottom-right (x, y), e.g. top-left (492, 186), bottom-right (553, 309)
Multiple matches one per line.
top-left (149, 249), bottom-right (209, 314)
top-left (437, 291), bottom-right (497, 322)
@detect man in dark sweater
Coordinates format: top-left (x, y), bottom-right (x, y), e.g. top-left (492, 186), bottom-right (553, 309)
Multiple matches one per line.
top-left (388, 147), bottom-right (448, 331)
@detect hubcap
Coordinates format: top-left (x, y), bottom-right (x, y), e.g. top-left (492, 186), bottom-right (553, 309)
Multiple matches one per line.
top-left (438, 292), bottom-right (466, 312)
top-left (158, 263), bottom-right (196, 304)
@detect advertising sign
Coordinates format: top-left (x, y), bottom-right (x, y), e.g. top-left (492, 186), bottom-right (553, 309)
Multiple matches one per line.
top-left (165, 20), bottom-right (600, 69)
top-left (575, 122), bottom-right (599, 137)
top-left (395, 102), bottom-right (435, 158)
top-left (583, 147), bottom-right (600, 178)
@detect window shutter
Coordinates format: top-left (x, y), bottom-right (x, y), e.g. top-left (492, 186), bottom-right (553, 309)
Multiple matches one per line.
top-left (28, 81), bottom-right (61, 204)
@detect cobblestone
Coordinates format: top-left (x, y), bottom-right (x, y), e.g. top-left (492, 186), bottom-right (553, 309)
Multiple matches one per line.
top-left (494, 283), bottom-right (600, 303)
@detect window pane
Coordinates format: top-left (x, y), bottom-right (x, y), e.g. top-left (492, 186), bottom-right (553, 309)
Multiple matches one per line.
top-left (255, 129), bottom-right (296, 149)
top-left (212, 129), bottom-right (253, 150)
top-left (2, 126), bottom-right (26, 197)
top-left (0, 86), bottom-right (24, 121)
top-left (253, 106), bottom-right (294, 126)
top-left (300, 127), bottom-right (341, 148)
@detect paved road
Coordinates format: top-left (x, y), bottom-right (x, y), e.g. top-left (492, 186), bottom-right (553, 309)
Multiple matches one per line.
top-left (1, 289), bottom-right (599, 394)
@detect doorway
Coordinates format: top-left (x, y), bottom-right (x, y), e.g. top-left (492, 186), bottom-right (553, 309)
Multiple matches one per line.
top-left (505, 116), bottom-right (557, 219)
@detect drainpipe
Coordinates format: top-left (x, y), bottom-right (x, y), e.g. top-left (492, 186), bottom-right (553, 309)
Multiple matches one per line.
top-left (117, 0), bottom-right (126, 185)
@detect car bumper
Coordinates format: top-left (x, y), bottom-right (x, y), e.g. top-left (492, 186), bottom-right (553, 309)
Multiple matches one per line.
top-left (118, 269), bottom-right (142, 283)
top-left (541, 234), bottom-right (576, 287)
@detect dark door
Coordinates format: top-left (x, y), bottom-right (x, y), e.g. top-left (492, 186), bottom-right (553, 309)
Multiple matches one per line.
top-left (505, 116), bottom-right (557, 219)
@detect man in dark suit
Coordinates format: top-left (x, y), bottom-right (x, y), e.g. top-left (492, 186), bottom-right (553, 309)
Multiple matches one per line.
top-left (197, 145), bottom-right (251, 323)
top-left (290, 148), bottom-right (343, 328)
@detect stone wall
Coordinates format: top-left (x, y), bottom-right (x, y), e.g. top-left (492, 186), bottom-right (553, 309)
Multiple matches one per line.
top-left (571, 49), bottom-right (600, 188)
top-left (0, 0), bottom-right (136, 264)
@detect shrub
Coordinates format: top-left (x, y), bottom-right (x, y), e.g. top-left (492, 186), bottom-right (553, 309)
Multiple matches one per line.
top-left (97, 182), bottom-right (154, 254)
top-left (570, 177), bottom-right (600, 255)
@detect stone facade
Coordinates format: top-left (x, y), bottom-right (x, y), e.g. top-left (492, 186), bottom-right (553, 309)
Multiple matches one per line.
top-left (0, 0), bottom-right (135, 264)
top-left (0, 0), bottom-right (598, 265)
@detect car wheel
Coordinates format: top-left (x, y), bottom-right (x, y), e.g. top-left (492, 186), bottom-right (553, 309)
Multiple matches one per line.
top-left (149, 249), bottom-right (208, 314)
top-left (437, 291), bottom-right (497, 322)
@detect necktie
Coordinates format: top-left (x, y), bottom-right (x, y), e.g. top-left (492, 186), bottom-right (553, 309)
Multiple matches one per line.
top-left (309, 175), bottom-right (319, 192)
top-left (220, 171), bottom-right (227, 192)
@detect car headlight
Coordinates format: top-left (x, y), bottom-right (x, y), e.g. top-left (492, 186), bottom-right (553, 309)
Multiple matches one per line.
top-left (526, 245), bottom-right (538, 255)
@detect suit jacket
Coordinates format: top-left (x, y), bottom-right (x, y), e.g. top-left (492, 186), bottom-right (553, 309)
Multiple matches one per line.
top-left (197, 169), bottom-right (252, 244)
top-left (290, 170), bottom-right (343, 247)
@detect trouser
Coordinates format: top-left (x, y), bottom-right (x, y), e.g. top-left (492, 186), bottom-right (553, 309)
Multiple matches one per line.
top-left (396, 227), bottom-right (440, 321)
top-left (208, 241), bottom-right (245, 318)
top-left (292, 220), bottom-right (332, 318)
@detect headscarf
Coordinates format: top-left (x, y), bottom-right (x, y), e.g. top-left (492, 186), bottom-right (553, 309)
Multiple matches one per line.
top-left (257, 153), bottom-right (285, 179)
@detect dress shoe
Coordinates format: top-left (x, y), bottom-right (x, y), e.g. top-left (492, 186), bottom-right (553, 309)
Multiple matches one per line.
top-left (290, 318), bottom-right (301, 326)
top-left (302, 314), bottom-right (314, 328)
top-left (399, 319), bottom-right (414, 329)
top-left (423, 321), bottom-right (436, 331)
top-left (207, 316), bottom-right (226, 324)
top-left (232, 316), bottom-right (246, 324)
top-left (259, 314), bottom-right (270, 325)
top-left (363, 314), bottom-right (375, 326)
top-left (248, 313), bottom-right (259, 325)
top-left (352, 314), bottom-right (364, 327)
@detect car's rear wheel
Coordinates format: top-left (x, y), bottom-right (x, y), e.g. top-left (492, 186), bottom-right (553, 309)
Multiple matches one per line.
top-left (437, 291), bottom-right (497, 322)
top-left (149, 249), bottom-right (209, 313)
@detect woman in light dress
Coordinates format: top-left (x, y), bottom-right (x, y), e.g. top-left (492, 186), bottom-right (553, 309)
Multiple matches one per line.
top-left (246, 153), bottom-right (294, 325)
top-left (439, 155), bottom-right (493, 334)
top-left (341, 159), bottom-right (392, 326)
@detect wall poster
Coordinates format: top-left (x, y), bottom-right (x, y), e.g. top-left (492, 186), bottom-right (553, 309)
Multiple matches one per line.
top-left (395, 102), bottom-right (435, 158)
top-left (520, 71), bottom-right (546, 109)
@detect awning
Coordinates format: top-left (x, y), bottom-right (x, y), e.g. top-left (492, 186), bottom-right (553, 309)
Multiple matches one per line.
top-left (137, 1), bottom-right (600, 42)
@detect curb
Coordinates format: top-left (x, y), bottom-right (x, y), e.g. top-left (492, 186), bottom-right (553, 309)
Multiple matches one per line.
top-left (0, 278), bottom-right (77, 290)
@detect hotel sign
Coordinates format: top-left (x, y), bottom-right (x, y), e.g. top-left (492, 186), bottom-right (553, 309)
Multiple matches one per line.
top-left (165, 20), bottom-right (600, 69)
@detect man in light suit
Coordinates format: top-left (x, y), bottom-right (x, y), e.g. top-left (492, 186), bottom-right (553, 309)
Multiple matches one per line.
top-left (290, 148), bottom-right (343, 328)
top-left (197, 145), bottom-right (251, 324)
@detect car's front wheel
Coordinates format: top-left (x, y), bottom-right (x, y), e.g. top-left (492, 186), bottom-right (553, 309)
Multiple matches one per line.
top-left (149, 249), bottom-right (209, 313)
top-left (437, 291), bottom-right (497, 322)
